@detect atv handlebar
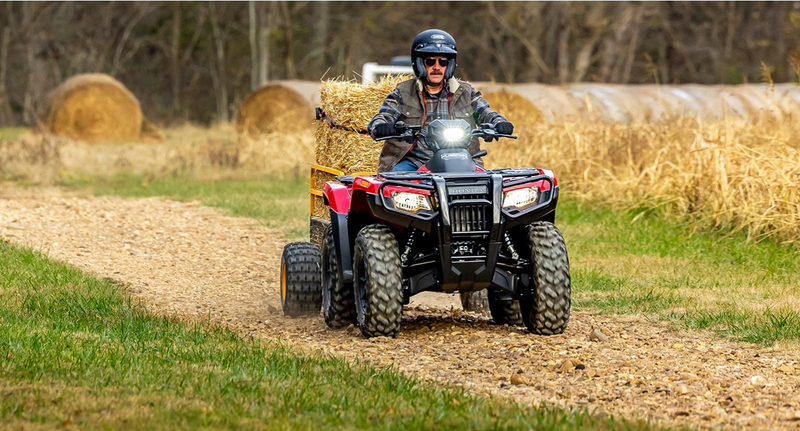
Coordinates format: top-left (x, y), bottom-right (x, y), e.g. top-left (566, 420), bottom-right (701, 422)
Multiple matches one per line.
top-left (375, 121), bottom-right (516, 143)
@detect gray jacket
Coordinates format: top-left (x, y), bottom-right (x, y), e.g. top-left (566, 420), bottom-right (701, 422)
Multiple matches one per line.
top-left (367, 78), bottom-right (508, 173)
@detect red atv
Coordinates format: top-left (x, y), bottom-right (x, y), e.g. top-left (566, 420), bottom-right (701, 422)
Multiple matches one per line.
top-left (280, 119), bottom-right (570, 338)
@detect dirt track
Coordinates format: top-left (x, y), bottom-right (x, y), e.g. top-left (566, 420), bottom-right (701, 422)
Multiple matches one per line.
top-left (2, 190), bottom-right (800, 430)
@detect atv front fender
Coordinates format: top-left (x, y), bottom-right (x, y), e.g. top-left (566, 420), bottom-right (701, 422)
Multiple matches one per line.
top-left (324, 183), bottom-right (354, 284)
top-left (323, 182), bottom-right (351, 214)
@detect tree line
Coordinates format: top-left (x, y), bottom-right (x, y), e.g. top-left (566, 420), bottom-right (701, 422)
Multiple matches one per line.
top-left (1, 1), bottom-right (798, 126)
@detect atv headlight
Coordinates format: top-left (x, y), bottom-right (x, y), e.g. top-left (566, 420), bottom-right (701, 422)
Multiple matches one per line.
top-left (503, 187), bottom-right (539, 210)
top-left (391, 191), bottom-right (432, 213)
top-left (443, 127), bottom-right (466, 142)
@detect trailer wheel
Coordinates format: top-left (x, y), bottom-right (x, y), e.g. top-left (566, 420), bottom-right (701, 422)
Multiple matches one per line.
top-left (322, 225), bottom-right (356, 328)
top-left (280, 242), bottom-right (322, 317)
top-left (521, 222), bottom-right (571, 335)
top-left (488, 289), bottom-right (523, 326)
top-left (353, 224), bottom-right (403, 338)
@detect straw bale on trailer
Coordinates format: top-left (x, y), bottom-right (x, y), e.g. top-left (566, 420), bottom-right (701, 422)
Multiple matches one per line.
top-left (40, 74), bottom-right (146, 143)
top-left (236, 83), bottom-right (314, 136)
top-left (314, 75), bottom-right (410, 171)
top-left (311, 75), bottom-right (410, 219)
top-left (314, 127), bottom-right (382, 173)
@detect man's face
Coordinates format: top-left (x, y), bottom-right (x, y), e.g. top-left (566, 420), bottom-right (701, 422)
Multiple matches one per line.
top-left (424, 56), bottom-right (448, 85)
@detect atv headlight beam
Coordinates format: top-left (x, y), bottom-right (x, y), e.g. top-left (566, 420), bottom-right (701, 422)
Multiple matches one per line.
top-left (443, 127), bottom-right (466, 142)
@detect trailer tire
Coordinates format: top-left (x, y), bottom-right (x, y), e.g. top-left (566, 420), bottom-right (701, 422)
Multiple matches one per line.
top-left (280, 242), bottom-right (322, 317)
top-left (353, 224), bottom-right (403, 338)
top-left (322, 225), bottom-right (356, 328)
top-left (521, 222), bottom-right (571, 335)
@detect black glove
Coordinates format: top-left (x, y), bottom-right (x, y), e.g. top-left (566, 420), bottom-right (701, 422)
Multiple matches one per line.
top-left (495, 121), bottom-right (514, 135)
top-left (372, 123), bottom-right (396, 138)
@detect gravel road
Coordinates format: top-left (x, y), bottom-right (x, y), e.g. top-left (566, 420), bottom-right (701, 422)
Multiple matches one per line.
top-left (2, 190), bottom-right (800, 430)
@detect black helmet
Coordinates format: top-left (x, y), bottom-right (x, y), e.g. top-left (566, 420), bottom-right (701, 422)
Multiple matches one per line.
top-left (411, 29), bottom-right (457, 82)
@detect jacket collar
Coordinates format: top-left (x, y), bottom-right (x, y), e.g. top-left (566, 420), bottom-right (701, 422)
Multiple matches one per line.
top-left (415, 77), bottom-right (461, 94)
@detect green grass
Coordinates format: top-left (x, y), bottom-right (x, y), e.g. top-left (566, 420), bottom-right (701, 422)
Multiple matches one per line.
top-left (0, 240), bottom-right (659, 430)
top-left (73, 175), bottom-right (800, 345)
top-left (0, 127), bottom-right (30, 140)
top-left (560, 199), bottom-right (800, 345)
top-left (74, 174), bottom-right (309, 240)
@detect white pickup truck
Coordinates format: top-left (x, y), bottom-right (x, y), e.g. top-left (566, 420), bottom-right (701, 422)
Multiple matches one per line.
top-left (361, 56), bottom-right (413, 84)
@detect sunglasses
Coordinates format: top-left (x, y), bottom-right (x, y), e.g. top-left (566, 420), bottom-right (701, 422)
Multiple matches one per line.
top-left (424, 58), bottom-right (449, 67)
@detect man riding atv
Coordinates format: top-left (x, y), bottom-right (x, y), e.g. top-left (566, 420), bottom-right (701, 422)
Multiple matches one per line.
top-left (369, 29), bottom-right (519, 317)
top-left (279, 29), bottom-right (570, 339)
top-left (368, 29), bottom-right (514, 173)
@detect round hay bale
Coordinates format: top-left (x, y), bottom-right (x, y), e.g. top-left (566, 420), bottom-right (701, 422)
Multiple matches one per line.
top-left (478, 83), bottom-right (578, 123)
top-left (731, 85), bottom-right (784, 121)
top-left (41, 73), bottom-right (143, 142)
top-left (679, 85), bottom-right (727, 121)
top-left (140, 119), bottom-right (164, 143)
top-left (482, 90), bottom-right (544, 128)
top-left (236, 83), bottom-right (313, 136)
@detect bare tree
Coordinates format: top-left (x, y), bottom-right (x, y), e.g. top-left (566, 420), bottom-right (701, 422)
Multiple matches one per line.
top-left (0, 2), bottom-right (14, 126)
top-left (258, 2), bottom-right (271, 86)
top-left (22, 2), bottom-right (50, 126)
top-left (110, 3), bottom-right (156, 76)
top-left (171, 2), bottom-right (181, 112)
top-left (311, 1), bottom-right (329, 76)
top-left (0, 1), bottom-right (797, 127)
top-left (249, 0), bottom-right (258, 90)
top-left (208, 1), bottom-right (229, 122)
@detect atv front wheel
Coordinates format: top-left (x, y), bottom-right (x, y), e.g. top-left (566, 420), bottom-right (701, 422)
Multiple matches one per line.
top-left (353, 224), bottom-right (403, 338)
top-left (520, 222), bottom-right (571, 335)
top-left (488, 289), bottom-right (523, 326)
top-left (280, 242), bottom-right (322, 317)
top-left (322, 225), bottom-right (356, 328)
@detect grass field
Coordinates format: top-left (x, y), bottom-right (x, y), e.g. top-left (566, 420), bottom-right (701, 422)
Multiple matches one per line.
top-left (79, 174), bottom-right (800, 346)
top-left (84, 174), bottom-right (310, 239)
top-left (0, 127), bottom-right (29, 141)
top-left (0, 239), bottom-right (662, 430)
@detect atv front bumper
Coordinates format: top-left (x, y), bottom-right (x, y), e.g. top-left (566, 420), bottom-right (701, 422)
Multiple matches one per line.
top-left (366, 171), bottom-right (558, 295)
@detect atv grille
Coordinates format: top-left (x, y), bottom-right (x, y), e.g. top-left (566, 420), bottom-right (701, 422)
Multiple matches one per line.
top-left (448, 194), bottom-right (491, 233)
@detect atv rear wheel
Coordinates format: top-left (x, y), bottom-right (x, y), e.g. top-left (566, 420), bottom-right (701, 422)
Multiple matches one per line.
top-left (520, 222), bottom-right (571, 335)
top-left (322, 225), bottom-right (356, 328)
top-left (280, 242), bottom-right (323, 317)
top-left (353, 224), bottom-right (403, 338)
top-left (488, 289), bottom-right (523, 326)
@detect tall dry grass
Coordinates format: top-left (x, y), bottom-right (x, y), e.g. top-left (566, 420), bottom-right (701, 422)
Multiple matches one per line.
top-left (0, 123), bottom-right (315, 183)
top-left (5, 107), bottom-right (800, 243)
top-left (489, 118), bottom-right (800, 243)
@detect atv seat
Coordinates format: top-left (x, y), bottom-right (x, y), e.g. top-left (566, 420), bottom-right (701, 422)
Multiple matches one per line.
top-left (335, 175), bottom-right (356, 185)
